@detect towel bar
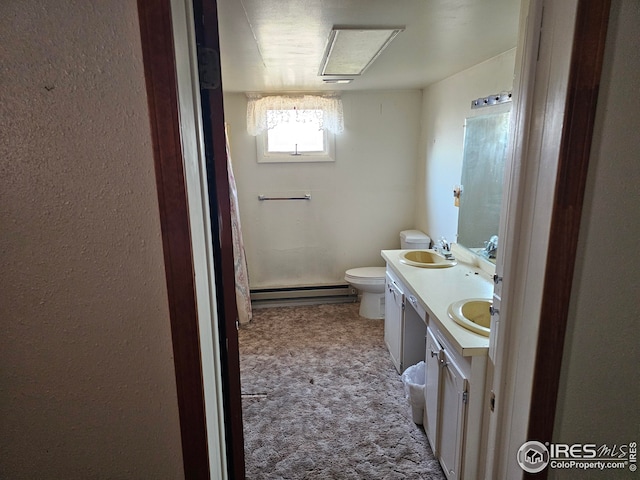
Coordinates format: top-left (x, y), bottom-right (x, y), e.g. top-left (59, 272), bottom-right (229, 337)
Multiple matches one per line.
top-left (258, 194), bottom-right (311, 201)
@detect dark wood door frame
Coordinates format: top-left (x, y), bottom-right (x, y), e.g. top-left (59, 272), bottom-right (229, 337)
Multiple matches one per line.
top-left (137, 0), bottom-right (611, 479)
top-left (137, 0), bottom-right (245, 478)
top-left (525, 0), bottom-right (611, 478)
top-left (192, 0), bottom-right (246, 477)
top-left (137, 0), bottom-right (210, 477)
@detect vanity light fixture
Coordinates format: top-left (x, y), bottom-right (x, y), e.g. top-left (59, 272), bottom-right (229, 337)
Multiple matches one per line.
top-left (471, 91), bottom-right (513, 109)
top-left (318, 27), bottom-right (405, 77)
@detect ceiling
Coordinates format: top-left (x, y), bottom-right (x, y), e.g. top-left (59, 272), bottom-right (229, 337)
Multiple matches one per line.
top-left (216, 0), bottom-right (522, 93)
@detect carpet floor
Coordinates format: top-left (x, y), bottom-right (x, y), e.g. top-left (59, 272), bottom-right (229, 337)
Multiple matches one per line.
top-left (239, 302), bottom-right (445, 479)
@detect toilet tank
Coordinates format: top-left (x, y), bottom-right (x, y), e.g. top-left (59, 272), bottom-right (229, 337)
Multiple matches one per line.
top-left (400, 230), bottom-right (431, 249)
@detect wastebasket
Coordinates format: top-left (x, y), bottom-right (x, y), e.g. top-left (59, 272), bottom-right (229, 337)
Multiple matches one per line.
top-left (401, 361), bottom-right (426, 424)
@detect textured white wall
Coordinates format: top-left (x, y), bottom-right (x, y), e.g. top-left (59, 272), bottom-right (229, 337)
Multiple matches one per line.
top-left (224, 91), bottom-right (422, 288)
top-left (415, 49), bottom-right (517, 244)
top-left (552, 0), bottom-right (640, 465)
top-left (0, 1), bottom-right (184, 478)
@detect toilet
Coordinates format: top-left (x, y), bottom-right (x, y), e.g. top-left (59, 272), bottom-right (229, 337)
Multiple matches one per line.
top-left (345, 267), bottom-right (387, 319)
top-left (399, 230), bottom-right (432, 251)
top-left (345, 230), bottom-right (431, 319)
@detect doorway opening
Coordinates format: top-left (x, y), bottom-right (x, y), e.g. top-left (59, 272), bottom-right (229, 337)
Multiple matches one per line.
top-left (137, 0), bottom-right (612, 478)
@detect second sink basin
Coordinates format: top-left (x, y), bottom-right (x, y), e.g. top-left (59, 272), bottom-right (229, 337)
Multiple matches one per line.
top-left (400, 250), bottom-right (457, 268)
top-left (448, 298), bottom-right (492, 336)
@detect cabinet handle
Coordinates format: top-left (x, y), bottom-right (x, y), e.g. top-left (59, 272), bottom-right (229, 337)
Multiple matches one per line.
top-left (438, 350), bottom-right (448, 367)
top-left (430, 349), bottom-right (449, 367)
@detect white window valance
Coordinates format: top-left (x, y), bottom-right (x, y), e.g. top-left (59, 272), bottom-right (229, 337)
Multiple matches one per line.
top-left (246, 94), bottom-right (344, 136)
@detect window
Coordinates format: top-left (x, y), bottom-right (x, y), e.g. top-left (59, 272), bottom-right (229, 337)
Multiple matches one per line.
top-left (266, 110), bottom-right (324, 153)
top-left (257, 109), bottom-right (335, 163)
top-left (246, 94), bottom-right (343, 163)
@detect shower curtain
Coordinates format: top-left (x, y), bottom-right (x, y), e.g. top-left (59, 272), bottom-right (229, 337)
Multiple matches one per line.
top-left (225, 125), bottom-right (252, 325)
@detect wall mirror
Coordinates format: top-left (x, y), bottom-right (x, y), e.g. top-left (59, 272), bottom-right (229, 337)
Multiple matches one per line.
top-left (457, 110), bottom-right (511, 261)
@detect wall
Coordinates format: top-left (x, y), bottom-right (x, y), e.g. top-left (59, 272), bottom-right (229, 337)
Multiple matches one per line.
top-left (415, 49), bottom-right (517, 244)
top-left (224, 91), bottom-right (422, 289)
top-left (552, 1), bottom-right (640, 476)
top-left (0, 1), bottom-right (185, 478)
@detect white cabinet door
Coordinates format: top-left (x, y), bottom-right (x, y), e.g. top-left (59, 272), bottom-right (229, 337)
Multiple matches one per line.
top-left (424, 326), bottom-right (441, 454)
top-left (439, 350), bottom-right (468, 480)
top-left (384, 273), bottom-right (404, 373)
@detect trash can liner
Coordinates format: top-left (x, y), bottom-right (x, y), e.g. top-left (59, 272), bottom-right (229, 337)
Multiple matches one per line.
top-left (401, 361), bottom-right (426, 424)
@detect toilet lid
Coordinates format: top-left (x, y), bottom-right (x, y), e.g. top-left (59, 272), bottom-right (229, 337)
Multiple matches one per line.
top-left (345, 267), bottom-right (386, 285)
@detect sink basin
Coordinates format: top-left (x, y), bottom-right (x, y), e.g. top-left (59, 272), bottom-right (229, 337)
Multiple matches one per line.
top-left (447, 298), bottom-right (492, 336)
top-left (400, 249), bottom-right (457, 268)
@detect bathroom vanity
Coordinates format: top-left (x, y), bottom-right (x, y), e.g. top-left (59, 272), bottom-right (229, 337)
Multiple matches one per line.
top-left (381, 246), bottom-right (494, 480)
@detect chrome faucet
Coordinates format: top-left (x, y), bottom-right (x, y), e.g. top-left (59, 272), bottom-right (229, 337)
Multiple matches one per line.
top-left (483, 235), bottom-right (499, 259)
top-left (434, 237), bottom-right (450, 252)
top-left (435, 237), bottom-right (454, 259)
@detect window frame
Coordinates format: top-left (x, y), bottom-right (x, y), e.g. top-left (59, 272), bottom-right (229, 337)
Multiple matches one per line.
top-left (255, 109), bottom-right (336, 163)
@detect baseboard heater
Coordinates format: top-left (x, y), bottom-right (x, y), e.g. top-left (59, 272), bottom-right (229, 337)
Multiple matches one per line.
top-left (251, 284), bottom-right (358, 308)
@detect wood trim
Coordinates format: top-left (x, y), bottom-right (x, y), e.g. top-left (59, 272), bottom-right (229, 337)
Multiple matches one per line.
top-left (192, 0), bottom-right (246, 478)
top-left (526, 0), bottom-right (611, 474)
top-left (136, 1), bottom-right (211, 478)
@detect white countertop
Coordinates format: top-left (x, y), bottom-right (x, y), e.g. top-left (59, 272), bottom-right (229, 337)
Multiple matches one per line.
top-left (381, 247), bottom-right (494, 357)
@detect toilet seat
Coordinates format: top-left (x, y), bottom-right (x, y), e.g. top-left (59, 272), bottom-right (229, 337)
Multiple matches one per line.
top-left (345, 267), bottom-right (386, 285)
